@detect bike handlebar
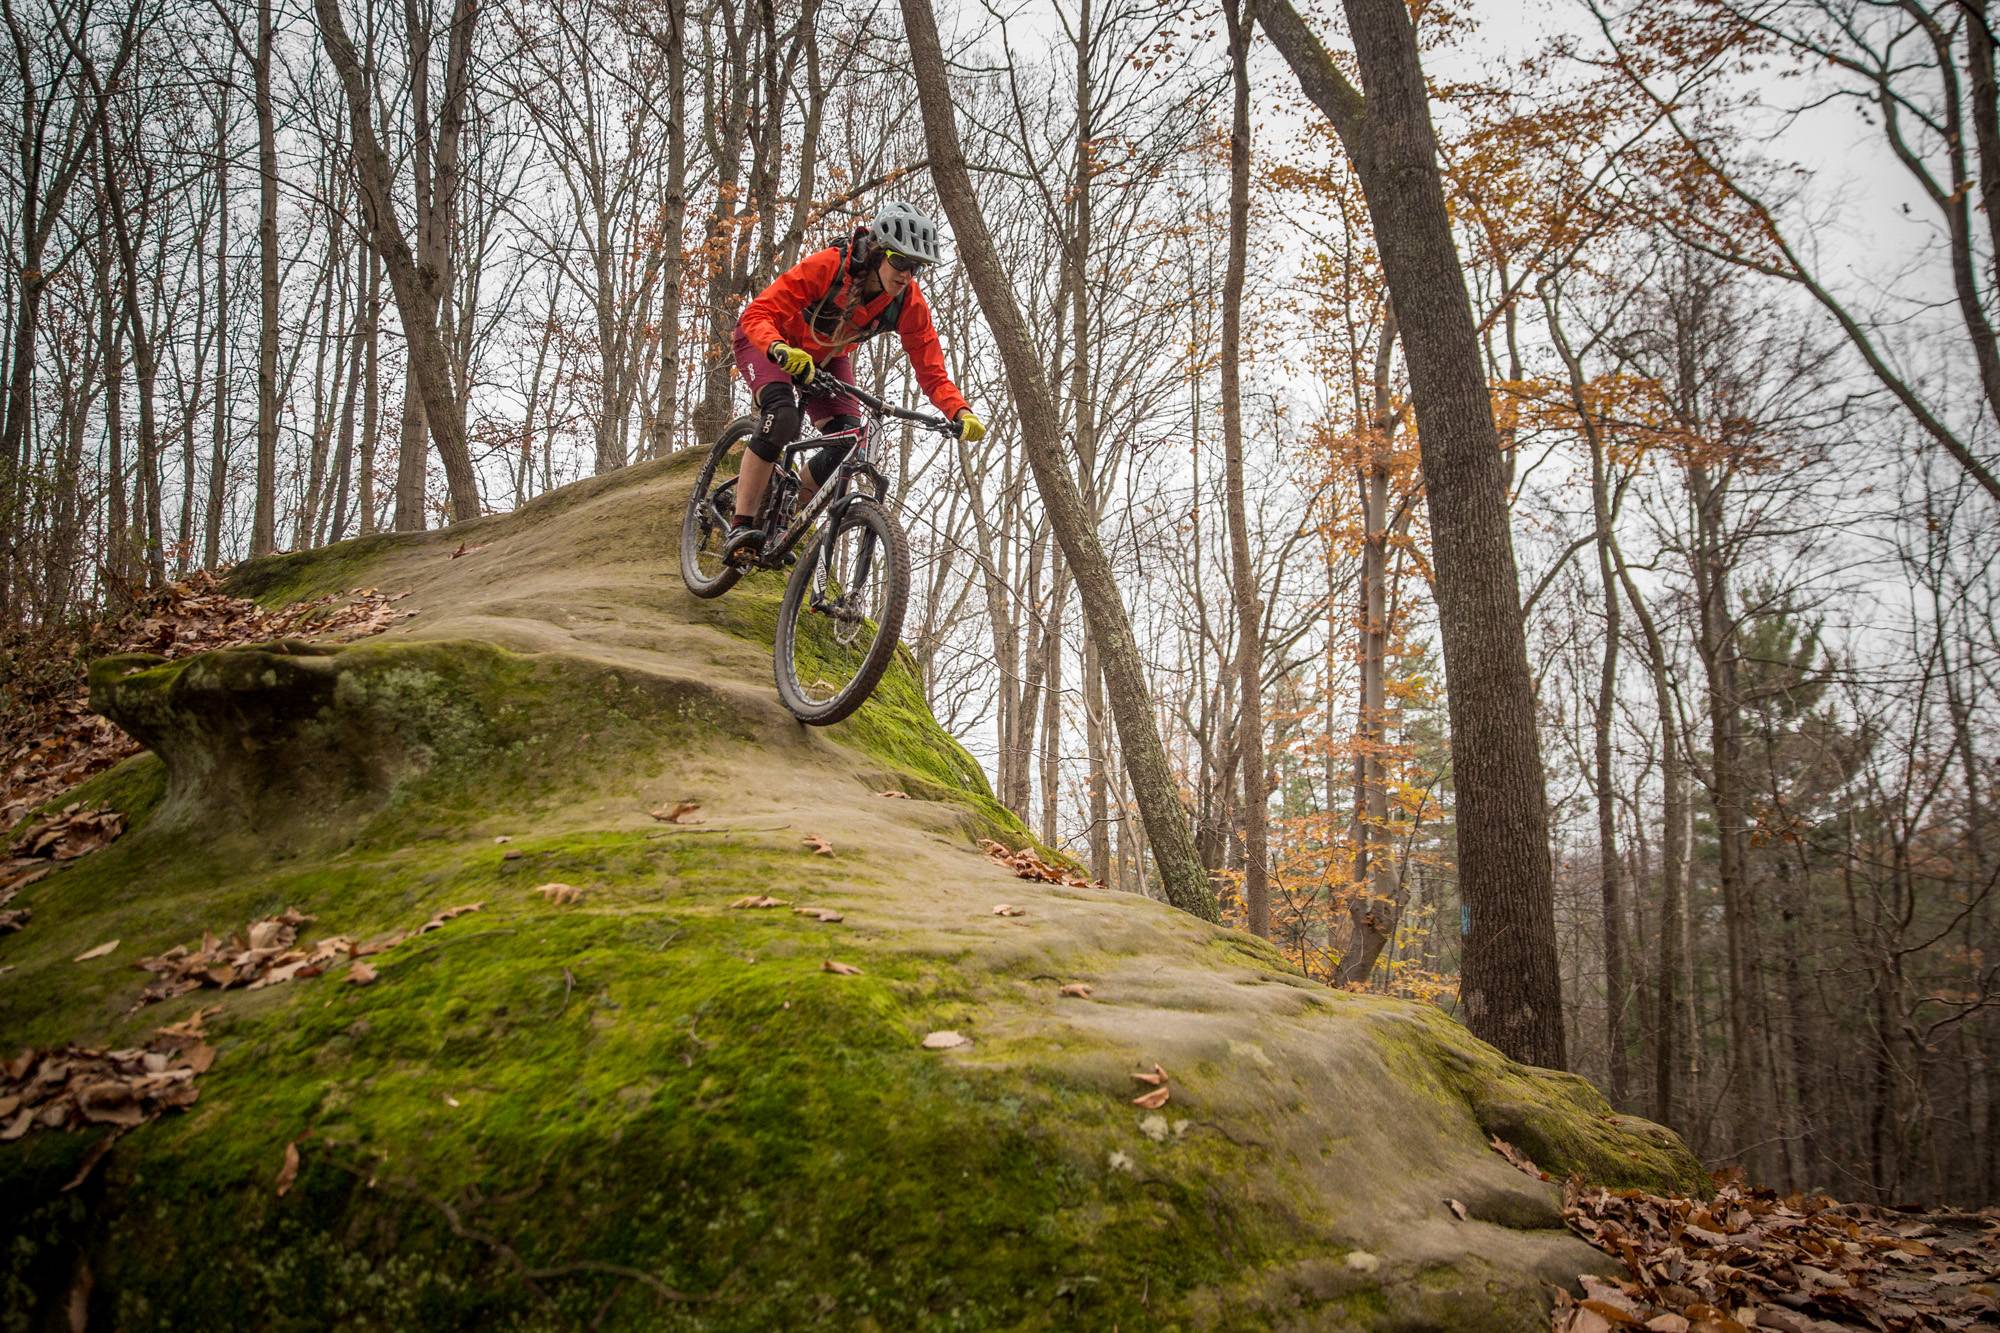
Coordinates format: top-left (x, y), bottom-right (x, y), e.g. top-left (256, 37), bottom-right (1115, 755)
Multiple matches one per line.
top-left (766, 349), bottom-right (962, 437)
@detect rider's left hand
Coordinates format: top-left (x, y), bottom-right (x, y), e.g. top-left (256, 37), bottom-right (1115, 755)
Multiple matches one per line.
top-left (955, 410), bottom-right (985, 444)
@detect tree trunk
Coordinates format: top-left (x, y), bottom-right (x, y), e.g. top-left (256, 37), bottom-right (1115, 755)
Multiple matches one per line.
top-left (646, 0), bottom-right (689, 460)
top-left (204, 130), bottom-right (230, 569)
top-left (1688, 458), bottom-right (1765, 1176)
top-left (358, 249), bottom-right (381, 535)
top-left (1612, 528), bottom-right (1690, 1134)
top-left (1337, 308), bottom-right (1400, 987)
top-left (314, 0), bottom-right (482, 526)
top-left (1262, 0), bottom-right (1565, 1066)
top-left (252, 0), bottom-right (280, 555)
top-left (1222, 0), bottom-right (1270, 939)
top-left (900, 0), bottom-right (1217, 921)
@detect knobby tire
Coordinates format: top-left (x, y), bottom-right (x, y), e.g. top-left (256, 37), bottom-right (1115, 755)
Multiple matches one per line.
top-left (773, 498), bottom-right (909, 726)
top-left (679, 417), bottom-right (754, 600)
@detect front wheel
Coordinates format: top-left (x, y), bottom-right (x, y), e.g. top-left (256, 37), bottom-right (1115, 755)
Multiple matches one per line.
top-left (679, 416), bottom-right (754, 599)
top-left (773, 498), bottom-right (909, 725)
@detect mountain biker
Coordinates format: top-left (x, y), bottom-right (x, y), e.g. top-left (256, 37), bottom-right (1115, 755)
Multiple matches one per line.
top-left (723, 200), bottom-right (985, 565)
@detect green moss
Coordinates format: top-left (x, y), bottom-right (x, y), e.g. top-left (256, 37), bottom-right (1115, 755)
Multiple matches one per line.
top-left (0, 814), bottom-right (1277, 1330)
top-left (1367, 1004), bottom-right (1710, 1196)
top-left (226, 534), bottom-right (404, 608)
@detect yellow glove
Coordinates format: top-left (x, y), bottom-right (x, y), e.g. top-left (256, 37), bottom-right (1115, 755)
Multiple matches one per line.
top-left (768, 341), bottom-right (817, 381)
top-left (956, 410), bottom-right (985, 443)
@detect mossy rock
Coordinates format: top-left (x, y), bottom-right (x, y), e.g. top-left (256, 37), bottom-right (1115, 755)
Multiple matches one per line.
top-left (0, 454), bottom-right (1701, 1329)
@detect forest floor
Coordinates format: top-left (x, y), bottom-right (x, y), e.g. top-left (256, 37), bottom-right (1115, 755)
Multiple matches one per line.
top-left (1555, 1171), bottom-right (1999, 1331)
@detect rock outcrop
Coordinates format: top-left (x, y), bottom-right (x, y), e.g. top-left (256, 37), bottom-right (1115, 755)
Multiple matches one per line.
top-left (1, 452), bottom-right (1699, 1329)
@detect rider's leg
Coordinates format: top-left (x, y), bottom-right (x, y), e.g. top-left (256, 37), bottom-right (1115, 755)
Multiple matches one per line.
top-left (796, 356), bottom-right (864, 508)
top-left (799, 416), bottom-right (860, 506)
top-left (732, 382), bottom-right (802, 525)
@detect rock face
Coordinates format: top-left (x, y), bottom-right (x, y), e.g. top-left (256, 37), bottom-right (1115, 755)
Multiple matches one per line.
top-left (0, 452), bottom-right (1700, 1330)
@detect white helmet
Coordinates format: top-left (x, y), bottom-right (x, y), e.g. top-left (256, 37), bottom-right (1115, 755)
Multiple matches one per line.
top-left (866, 200), bottom-right (945, 265)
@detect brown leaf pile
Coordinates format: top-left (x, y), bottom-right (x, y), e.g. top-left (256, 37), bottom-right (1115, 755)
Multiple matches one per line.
top-left (0, 804), bottom-right (126, 933)
top-left (1558, 1176), bottom-right (2000, 1332)
top-left (129, 902), bottom-right (483, 1009)
top-left (1, 1039), bottom-right (207, 1143)
top-left (0, 571), bottom-right (414, 824)
top-left (977, 839), bottom-right (1099, 889)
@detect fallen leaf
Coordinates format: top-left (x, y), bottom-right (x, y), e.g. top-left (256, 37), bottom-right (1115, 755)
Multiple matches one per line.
top-left (821, 959), bottom-right (862, 975)
top-left (443, 1093), bottom-right (461, 1108)
top-left (728, 895), bottom-right (788, 909)
top-left (494, 836), bottom-right (511, 844)
top-left (275, 1141), bottom-right (300, 1196)
top-left (347, 961), bottom-right (378, 986)
top-left (1489, 1134), bottom-right (1547, 1180)
top-left (533, 882), bottom-right (584, 905)
top-left (877, 790), bottom-right (910, 799)
top-left (802, 835), bottom-right (835, 855)
top-left (991, 904), bottom-right (1027, 917)
top-left (185, 1044), bottom-right (217, 1074)
top-left (73, 939), bottom-right (119, 962)
top-left (154, 1005), bottom-right (221, 1042)
top-left (502, 849), bottom-right (524, 861)
top-left (1447, 1198), bottom-right (1470, 1221)
top-left (651, 801), bottom-right (703, 824)
top-left (1131, 1084), bottom-right (1171, 1110)
top-left (922, 1030), bottom-right (970, 1049)
top-left (418, 903), bottom-right (482, 933)
top-left (1131, 1063), bottom-right (1168, 1087)
top-left (792, 906), bottom-right (844, 922)
top-left (1058, 982), bottom-right (1093, 997)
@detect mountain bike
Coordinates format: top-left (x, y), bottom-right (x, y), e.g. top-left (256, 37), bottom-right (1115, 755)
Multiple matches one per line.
top-left (678, 371), bottom-right (960, 726)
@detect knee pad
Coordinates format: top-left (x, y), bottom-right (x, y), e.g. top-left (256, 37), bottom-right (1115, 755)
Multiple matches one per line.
top-left (749, 385), bottom-right (800, 463)
top-left (809, 439), bottom-right (856, 489)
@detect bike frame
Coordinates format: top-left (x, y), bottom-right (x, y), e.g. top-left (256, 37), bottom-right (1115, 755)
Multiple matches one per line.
top-left (707, 373), bottom-right (953, 572)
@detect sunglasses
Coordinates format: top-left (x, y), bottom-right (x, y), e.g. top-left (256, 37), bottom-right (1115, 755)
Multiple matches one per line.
top-left (883, 250), bottom-right (927, 274)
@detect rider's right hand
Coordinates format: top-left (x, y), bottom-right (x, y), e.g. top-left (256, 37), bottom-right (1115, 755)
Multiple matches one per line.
top-left (768, 341), bottom-right (817, 383)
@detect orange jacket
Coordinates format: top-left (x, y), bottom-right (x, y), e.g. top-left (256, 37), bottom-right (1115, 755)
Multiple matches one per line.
top-left (737, 245), bottom-right (970, 421)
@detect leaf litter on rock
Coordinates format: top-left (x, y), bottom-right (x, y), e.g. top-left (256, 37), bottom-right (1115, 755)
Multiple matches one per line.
top-left (820, 959), bottom-right (862, 975)
top-left (0, 1036), bottom-right (210, 1150)
top-left (1058, 982), bottom-right (1093, 998)
top-left (650, 801), bottom-right (703, 824)
top-left (977, 838), bottom-right (1099, 889)
top-left (729, 895), bottom-right (787, 909)
top-left (802, 835), bottom-right (835, 855)
top-left (131, 902), bottom-right (483, 1008)
top-left (991, 904), bottom-right (1027, 917)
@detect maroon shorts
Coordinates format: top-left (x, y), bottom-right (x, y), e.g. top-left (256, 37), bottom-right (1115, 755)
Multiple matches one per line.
top-left (732, 328), bottom-right (863, 422)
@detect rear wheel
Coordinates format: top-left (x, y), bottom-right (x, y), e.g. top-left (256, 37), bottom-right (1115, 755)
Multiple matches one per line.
top-left (679, 417), bottom-right (754, 599)
top-left (773, 498), bottom-right (909, 725)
